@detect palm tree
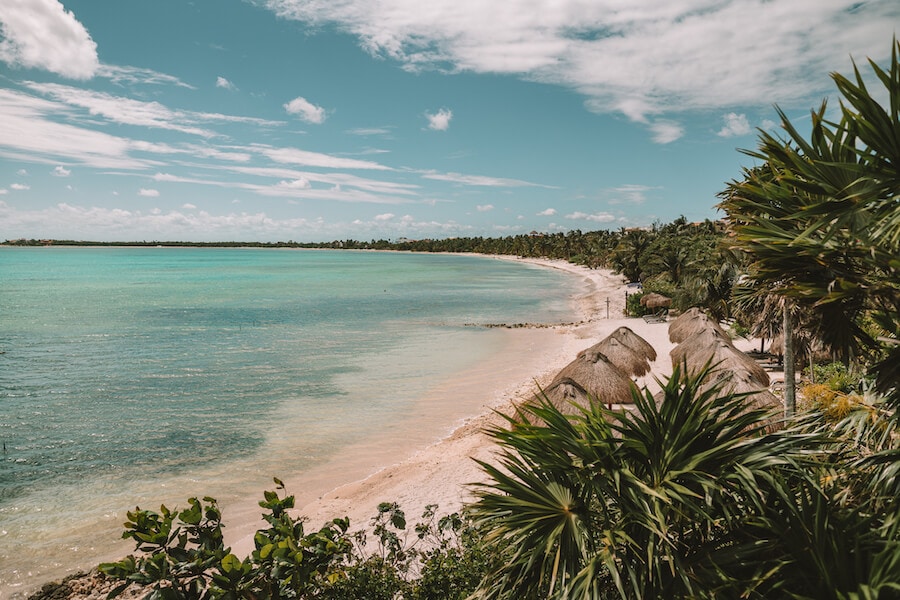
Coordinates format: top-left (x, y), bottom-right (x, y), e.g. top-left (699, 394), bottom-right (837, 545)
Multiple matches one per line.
top-left (718, 39), bottom-right (900, 407)
top-left (609, 229), bottom-right (652, 283)
top-left (683, 259), bottom-right (739, 323)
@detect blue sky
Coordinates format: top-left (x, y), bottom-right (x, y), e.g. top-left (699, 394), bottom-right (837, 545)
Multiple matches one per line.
top-left (0, 0), bottom-right (897, 242)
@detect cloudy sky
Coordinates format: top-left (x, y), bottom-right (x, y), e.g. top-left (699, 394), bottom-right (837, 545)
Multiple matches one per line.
top-left (0, 0), bottom-right (896, 242)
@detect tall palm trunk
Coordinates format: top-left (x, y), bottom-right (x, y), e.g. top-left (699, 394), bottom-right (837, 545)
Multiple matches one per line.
top-left (783, 304), bottom-right (795, 417)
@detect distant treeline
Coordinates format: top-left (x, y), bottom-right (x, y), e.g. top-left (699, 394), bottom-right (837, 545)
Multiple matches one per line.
top-left (3, 218), bottom-right (730, 315)
top-left (3, 215), bottom-right (724, 273)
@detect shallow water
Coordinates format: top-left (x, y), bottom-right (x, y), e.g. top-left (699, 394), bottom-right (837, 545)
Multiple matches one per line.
top-left (0, 248), bottom-right (577, 596)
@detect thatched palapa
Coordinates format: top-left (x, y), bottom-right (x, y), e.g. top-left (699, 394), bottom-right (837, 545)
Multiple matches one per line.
top-left (668, 307), bottom-right (729, 344)
top-left (640, 292), bottom-right (671, 309)
top-left (591, 336), bottom-right (652, 378)
top-left (609, 326), bottom-right (657, 362)
top-left (670, 327), bottom-right (733, 365)
top-left (540, 377), bottom-right (591, 415)
top-left (550, 347), bottom-right (636, 406)
top-left (671, 330), bottom-right (770, 388)
top-left (700, 370), bottom-right (782, 432)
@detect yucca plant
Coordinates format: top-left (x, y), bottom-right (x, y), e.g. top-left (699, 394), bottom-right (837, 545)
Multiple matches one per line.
top-left (708, 400), bottom-right (900, 600)
top-left (469, 364), bottom-right (820, 599)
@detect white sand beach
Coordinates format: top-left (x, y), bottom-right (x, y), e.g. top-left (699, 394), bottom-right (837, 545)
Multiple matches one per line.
top-left (227, 256), bottom-right (688, 555)
top-left (37, 255), bottom-right (770, 599)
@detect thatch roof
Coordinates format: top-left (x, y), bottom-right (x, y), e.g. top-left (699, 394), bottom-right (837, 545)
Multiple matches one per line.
top-left (591, 336), bottom-right (652, 377)
top-left (640, 292), bottom-right (672, 309)
top-left (609, 326), bottom-right (657, 362)
top-left (551, 348), bottom-right (636, 405)
top-left (672, 332), bottom-right (770, 388)
top-left (699, 370), bottom-right (783, 432)
top-left (668, 307), bottom-right (729, 344)
top-left (539, 377), bottom-right (592, 415)
top-left (670, 327), bottom-right (733, 365)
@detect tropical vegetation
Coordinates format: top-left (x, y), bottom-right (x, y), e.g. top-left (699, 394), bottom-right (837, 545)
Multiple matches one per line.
top-left (97, 480), bottom-right (499, 600)
top-left (470, 365), bottom-right (900, 599)
top-left (470, 38), bottom-right (900, 599)
top-left (34, 37), bottom-right (900, 600)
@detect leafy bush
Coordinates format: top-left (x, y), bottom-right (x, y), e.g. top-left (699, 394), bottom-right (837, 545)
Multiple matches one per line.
top-left (625, 291), bottom-right (648, 317)
top-left (100, 483), bottom-right (497, 600)
top-left (799, 383), bottom-right (865, 421)
top-left (100, 478), bottom-right (351, 599)
top-left (469, 365), bottom-right (900, 599)
top-left (804, 361), bottom-right (860, 393)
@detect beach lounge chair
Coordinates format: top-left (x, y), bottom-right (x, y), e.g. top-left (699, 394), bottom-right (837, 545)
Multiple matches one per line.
top-left (642, 309), bottom-right (668, 324)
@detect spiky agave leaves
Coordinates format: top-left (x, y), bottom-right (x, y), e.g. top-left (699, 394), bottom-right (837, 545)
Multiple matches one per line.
top-left (469, 364), bottom-right (814, 600)
top-left (471, 390), bottom-right (615, 599)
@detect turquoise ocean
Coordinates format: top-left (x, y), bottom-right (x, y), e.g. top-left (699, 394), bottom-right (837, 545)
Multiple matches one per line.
top-left (0, 247), bottom-right (578, 596)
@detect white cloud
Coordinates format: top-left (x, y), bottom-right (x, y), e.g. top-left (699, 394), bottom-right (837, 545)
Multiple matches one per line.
top-left (24, 82), bottom-right (282, 138)
top-left (565, 211), bottom-right (616, 223)
top-left (425, 108), bottom-right (452, 131)
top-left (253, 145), bottom-right (392, 170)
top-left (29, 82), bottom-right (213, 136)
top-left (276, 178), bottom-right (312, 189)
top-left (144, 162), bottom-right (418, 205)
top-left (348, 127), bottom-right (392, 136)
top-left (97, 65), bottom-right (194, 89)
top-left (421, 170), bottom-right (552, 188)
top-left (609, 184), bottom-right (656, 205)
top-left (16, 169), bottom-right (28, 176)
top-left (0, 201), bottom-right (485, 242)
top-left (537, 208), bottom-right (556, 216)
top-left (0, 0), bottom-right (99, 79)
top-left (10, 183), bottom-right (30, 190)
top-left (0, 89), bottom-right (155, 169)
top-left (131, 142), bottom-right (253, 163)
top-left (0, 189), bottom-right (7, 195)
top-left (284, 96), bottom-right (327, 124)
top-left (476, 204), bottom-right (494, 212)
top-left (648, 120), bottom-right (684, 144)
top-left (340, 213), bottom-right (474, 237)
top-left (216, 76), bottom-right (237, 90)
top-left (0, 202), bottom-right (325, 241)
top-left (718, 112), bottom-right (752, 137)
top-left (263, 0), bottom-right (898, 128)
top-left (224, 165), bottom-right (418, 198)
top-left (139, 188), bottom-right (159, 197)
top-left (375, 213), bottom-right (395, 221)
top-left (182, 203), bottom-right (197, 209)
top-left (249, 180), bottom-right (408, 203)
top-left (152, 173), bottom-right (182, 182)
top-left (53, 165), bottom-right (71, 177)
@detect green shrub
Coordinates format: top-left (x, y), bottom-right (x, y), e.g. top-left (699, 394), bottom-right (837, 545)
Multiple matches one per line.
top-left (100, 484), bottom-right (498, 599)
top-left (625, 291), bottom-right (647, 317)
top-left (100, 479), bottom-right (351, 599)
top-left (805, 362), bottom-right (860, 393)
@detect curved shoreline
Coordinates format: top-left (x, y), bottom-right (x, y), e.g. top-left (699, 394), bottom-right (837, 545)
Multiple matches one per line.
top-left (19, 255), bottom-right (633, 598)
top-left (229, 256), bottom-right (631, 554)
